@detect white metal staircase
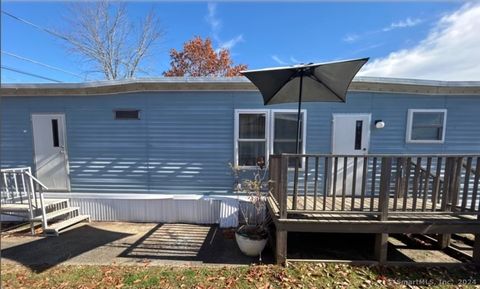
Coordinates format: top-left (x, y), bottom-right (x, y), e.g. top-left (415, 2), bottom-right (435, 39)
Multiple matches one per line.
top-left (1, 167), bottom-right (90, 236)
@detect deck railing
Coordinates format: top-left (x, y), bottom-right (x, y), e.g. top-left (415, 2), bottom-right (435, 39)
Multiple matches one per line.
top-left (1, 167), bottom-right (49, 234)
top-left (269, 154), bottom-right (480, 219)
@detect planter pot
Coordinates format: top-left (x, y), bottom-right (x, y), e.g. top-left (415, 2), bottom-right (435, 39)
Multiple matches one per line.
top-left (235, 231), bottom-right (267, 257)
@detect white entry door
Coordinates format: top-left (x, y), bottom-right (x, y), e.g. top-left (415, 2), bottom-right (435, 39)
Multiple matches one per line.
top-left (32, 114), bottom-right (70, 191)
top-left (332, 114), bottom-right (370, 155)
top-left (331, 114), bottom-right (371, 196)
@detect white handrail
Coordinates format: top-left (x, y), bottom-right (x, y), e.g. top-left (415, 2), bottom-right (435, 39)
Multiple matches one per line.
top-left (24, 169), bottom-right (49, 231)
top-left (1, 167), bottom-right (49, 234)
top-left (1, 167), bottom-right (33, 172)
top-left (24, 170), bottom-right (48, 190)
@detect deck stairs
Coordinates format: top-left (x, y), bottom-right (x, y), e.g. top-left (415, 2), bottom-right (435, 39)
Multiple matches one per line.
top-left (1, 167), bottom-right (89, 236)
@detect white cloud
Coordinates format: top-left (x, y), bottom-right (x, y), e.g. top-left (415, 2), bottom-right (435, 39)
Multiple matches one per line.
top-left (205, 2), bottom-right (244, 51)
top-left (383, 17), bottom-right (423, 32)
top-left (348, 43), bottom-right (384, 56)
top-left (359, 3), bottom-right (480, 81)
top-left (206, 3), bottom-right (221, 33)
top-left (290, 56), bottom-right (300, 63)
top-left (343, 17), bottom-right (423, 43)
top-left (271, 55), bottom-right (287, 65)
top-left (343, 34), bottom-right (359, 43)
top-left (219, 35), bottom-right (244, 50)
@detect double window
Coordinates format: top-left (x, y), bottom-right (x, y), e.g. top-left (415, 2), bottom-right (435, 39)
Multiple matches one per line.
top-left (234, 110), bottom-right (306, 167)
top-left (406, 109), bottom-right (447, 143)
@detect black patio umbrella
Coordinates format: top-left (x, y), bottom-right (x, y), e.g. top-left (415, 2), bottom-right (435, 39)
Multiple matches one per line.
top-left (241, 58), bottom-right (369, 154)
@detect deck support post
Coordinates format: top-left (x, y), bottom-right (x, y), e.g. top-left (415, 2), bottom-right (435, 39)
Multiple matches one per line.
top-left (436, 234), bottom-right (451, 249)
top-left (374, 158), bottom-right (392, 264)
top-left (475, 215), bottom-right (480, 265)
top-left (374, 233), bottom-right (388, 264)
top-left (276, 229), bottom-right (287, 266)
top-left (473, 234), bottom-right (480, 265)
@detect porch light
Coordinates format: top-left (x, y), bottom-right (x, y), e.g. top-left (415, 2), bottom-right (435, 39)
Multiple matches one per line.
top-left (375, 120), bottom-right (385, 129)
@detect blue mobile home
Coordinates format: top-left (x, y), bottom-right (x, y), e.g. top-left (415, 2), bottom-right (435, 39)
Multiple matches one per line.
top-left (1, 77), bottom-right (480, 225)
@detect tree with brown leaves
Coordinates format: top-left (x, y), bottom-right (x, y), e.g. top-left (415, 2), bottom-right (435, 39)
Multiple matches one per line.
top-left (163, 36), bottom-right (247, 77)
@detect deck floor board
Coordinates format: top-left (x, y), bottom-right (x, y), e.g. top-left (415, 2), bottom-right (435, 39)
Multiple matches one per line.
top-left (287, 195), bottom-right (440, 212)
top-left (280, 196), bottom-right (477, 222)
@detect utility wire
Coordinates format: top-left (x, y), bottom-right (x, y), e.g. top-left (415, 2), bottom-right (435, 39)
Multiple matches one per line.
top-left (1, 65), bottom-right (62, 83)
top-left (2, 10), bottom-right (98, 80)
top-left (1, 10), bottom-right (71, 42)
top-left (2, 51), bottom-right (84, 79)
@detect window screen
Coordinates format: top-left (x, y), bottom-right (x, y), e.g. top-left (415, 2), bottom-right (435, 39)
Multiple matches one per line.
top-left (115, 110), bottom-right (140, 120)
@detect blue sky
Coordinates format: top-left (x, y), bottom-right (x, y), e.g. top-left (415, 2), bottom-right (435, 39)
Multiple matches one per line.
top-left (2, 1), bottom-right (478, 83)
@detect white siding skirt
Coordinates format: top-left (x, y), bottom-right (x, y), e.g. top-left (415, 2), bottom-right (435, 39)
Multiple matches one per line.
top-left (44, 193), bottom-right (248, 228)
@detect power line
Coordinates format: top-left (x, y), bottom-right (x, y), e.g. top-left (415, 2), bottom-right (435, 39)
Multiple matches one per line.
top-left (2, 10), bottom-right (98, 79)
top-left (1, 51), bottom-right (84, 79)
top-left (1, 65), bottom-right (62, 83)
top-left (1, 10), bottom-right (71, 42)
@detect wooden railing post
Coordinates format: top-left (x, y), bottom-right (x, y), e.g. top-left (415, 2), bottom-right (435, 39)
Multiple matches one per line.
top-left (279, 155), bottom-right (289, 219)
top-left (378, 157), bottom-right (392, 221)
top-left (441, 157), bottom-right (453, 211)
top-left (292, 156), bottom-right (299, 210)
top-left (450, 157), bottom-right (463, 211)
top-left (276, 154), bottom-right (289, 266)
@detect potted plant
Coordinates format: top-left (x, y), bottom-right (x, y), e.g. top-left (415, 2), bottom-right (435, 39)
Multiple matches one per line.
top-left (230, 157), bottom-right (271, 257)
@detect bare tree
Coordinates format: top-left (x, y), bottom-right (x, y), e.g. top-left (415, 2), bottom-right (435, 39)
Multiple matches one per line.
top-left (62, 1), bottom-right (164, 80)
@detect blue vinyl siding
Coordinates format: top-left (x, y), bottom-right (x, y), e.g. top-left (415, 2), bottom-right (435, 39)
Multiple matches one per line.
top-left (1, 91), bottom-right (480, 194)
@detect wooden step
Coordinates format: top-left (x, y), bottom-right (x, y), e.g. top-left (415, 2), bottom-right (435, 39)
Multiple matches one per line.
top-left (43, 215), bottom-right (90, 236)
top-left (32, 207), bottom-right (79, 221)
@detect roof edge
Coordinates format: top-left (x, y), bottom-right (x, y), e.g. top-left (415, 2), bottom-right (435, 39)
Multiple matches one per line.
top-left (1, 76), bottom-right (480, 97)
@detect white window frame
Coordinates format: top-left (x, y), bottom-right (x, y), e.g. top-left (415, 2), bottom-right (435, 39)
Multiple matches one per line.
top-left (234, 109), bottom-right (270, 169)
top-left (234, 109), bottom-right (307, 168)
top-left (406, 109), bottom-right (447, 144)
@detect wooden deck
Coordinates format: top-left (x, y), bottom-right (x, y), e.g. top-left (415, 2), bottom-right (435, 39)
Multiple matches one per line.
top-left (269, 197), bottom-right (479, 233)
top-left (268, 154), bottom-right (480, 265)
top-left (287, 195), bottom-right (444, 212)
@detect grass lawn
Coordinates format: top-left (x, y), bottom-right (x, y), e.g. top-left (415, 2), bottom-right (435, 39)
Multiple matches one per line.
top-left (1, 263), bottom-right (479, 289)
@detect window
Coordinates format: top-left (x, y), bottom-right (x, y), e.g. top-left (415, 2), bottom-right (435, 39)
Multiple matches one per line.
top-left (406, 109), bottom-right (447, 143)
top-left (273, 112), bottom-right (304, 155)
top-left (235, 110), bottom-right (306, 167)
top-left (51, 119), bottom-right (60, 147)
top-left (236, 112), bottom-right (267, 166)
top-left (114, 110), bottom-right (140, 120)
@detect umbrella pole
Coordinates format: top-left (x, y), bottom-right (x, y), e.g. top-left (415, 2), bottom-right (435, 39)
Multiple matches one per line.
top-left (295, 70), bottom-right (304, 154)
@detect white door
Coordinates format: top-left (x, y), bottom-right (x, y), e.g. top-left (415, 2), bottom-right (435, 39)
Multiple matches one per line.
top-left (32, 114), bottom-right (70, 191)
top-left (331, 114), bottom-right (371, 196)
top-left (332, 114), bottom-right (370, 155)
